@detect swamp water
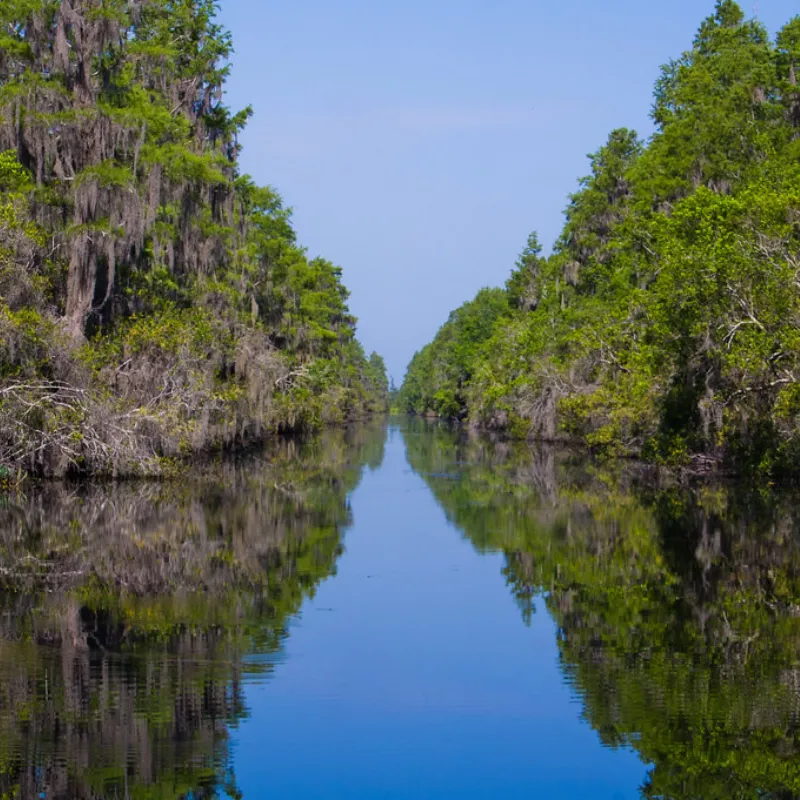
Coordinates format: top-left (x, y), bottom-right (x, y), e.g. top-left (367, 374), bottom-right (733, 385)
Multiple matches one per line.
top-left (1, 418), bottom-right (799, 799)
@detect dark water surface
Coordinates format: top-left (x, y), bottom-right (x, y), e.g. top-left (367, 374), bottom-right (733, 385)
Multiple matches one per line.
top-left (2, 419), bottom-right (800, 799)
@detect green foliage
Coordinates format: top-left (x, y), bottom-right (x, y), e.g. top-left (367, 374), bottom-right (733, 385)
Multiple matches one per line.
top-left (0, 150), bottom-right (31, 192)
top-left (505, 232), bottom-right (545, 310)
top-left (401, 2), bottom-right (800, 476)
top-left (398, 288), bottom-right (510, 418)
top-left (0, 2), bottom-right (387, 476)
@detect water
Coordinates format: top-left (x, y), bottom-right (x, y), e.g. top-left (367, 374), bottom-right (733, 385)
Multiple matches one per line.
top-left (1, 418), bottom-right (799, 799)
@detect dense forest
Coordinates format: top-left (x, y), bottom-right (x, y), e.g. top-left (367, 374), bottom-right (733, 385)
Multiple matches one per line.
top-left (399, 1), bottom-right (800, 476)
top-left (0, 0), bottom-right (388, 477)
top-left (403, 420), bottom-right (800, 797)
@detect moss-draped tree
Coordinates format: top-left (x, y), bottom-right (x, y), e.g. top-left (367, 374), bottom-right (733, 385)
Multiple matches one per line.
top-left (0, 0), bottom-right (388, 477)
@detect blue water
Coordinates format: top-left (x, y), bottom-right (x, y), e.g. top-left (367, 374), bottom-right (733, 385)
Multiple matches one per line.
top-left (4, 419), bottom-right (798, 798)
top-left (233, 426), bottom-right (644, 798)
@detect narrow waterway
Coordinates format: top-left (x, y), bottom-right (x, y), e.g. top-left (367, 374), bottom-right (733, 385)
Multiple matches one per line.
top-left (1, 418), bottom-right (799, 798)
top-left (232, 423), bottom-right (642, 798)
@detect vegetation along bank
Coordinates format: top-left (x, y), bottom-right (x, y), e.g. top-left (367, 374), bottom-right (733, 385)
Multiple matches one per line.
top-left (0, 0), bottom-right (388, 478)
top-left (399, 1), bottom-right (800, 477)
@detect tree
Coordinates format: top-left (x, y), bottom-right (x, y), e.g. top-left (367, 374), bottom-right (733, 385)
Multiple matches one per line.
top-left (0, 0), bottom-right (389, 477)
top-left (776, 16), bottom-right (800, 131)
top-left (638, 0), bottom-right (779, 201)
top-left (400, 3), bottom-right (800, 475)
top-left (506, 232), bottom-right (544, 311)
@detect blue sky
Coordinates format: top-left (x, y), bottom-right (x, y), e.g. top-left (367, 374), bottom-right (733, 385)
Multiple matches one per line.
top-left (217, 0), bottom-right (797, 382)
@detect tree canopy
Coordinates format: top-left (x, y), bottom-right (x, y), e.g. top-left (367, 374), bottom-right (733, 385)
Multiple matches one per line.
top-left (0, 0), bottom-right (388, 477)
top-left (399, 1), bottom-right (800, 477)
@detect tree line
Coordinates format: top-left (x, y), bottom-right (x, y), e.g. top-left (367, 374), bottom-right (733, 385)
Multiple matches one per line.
top-left (0, 0), bottom-right (388, 477)
top-left (399, 1), bottom-right (800, 476)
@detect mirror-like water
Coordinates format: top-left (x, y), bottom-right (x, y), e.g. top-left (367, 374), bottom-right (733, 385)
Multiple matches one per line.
top-left (1, 419), bottom-right (799, 799)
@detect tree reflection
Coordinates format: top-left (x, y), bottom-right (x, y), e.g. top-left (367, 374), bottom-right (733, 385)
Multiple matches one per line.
top-left (402, 419), bottom-right (800, 799)
top-left (0, 421), bottom-right (387, 800)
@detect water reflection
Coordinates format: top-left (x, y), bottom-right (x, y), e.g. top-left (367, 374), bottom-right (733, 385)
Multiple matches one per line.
top-left (3, 418), bottom-right (800, 798)
top-left (402, 418), bottom-right (800, 799)
top-left (0, 423), bottom-right (387, 800)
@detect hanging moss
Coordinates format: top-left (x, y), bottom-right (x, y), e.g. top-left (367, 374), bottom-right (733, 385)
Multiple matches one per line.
top-left (0, 0), bottom-right (388, 477)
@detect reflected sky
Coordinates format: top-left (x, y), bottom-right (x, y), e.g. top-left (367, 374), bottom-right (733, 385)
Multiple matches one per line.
top-left (234, 425), bottom-right (644, 799)
top-left (3, 419), bottom-right (799, 799)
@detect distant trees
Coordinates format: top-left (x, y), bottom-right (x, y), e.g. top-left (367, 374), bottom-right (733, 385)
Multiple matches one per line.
top-left (400, 288), bottom-right (510, 419)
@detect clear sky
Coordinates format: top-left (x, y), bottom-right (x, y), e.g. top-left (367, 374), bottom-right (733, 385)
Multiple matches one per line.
top-left (217, 0), bottom-right (797, 382)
